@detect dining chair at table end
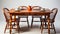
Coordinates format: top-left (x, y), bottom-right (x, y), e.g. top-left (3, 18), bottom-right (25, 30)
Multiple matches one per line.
top-left (40, 8), bottom-right (58, 34)
top-left (3, 8), bottom-right (20, 34)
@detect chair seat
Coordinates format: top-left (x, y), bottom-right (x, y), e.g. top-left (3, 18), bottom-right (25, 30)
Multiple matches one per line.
top-left (40, 18), bottom-right (54, 23)
top-left (8, 18), bottom-right (19, 22)
top-left (19, 16), bottom-right (28, 18)
top-left (32, 16), bottom-right (41, 18)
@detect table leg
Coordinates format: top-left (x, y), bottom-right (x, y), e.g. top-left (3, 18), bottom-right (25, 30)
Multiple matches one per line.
top-left (14, 15), bottom-right (20, 33)
top-left (48, 15), bottom-right (50, 34)
top-left (10, 14), bottom-right (12, 34)
top-left (27, 16), bottom-right (29, 28)
top-left (17, 16), bottom-right (20, 33)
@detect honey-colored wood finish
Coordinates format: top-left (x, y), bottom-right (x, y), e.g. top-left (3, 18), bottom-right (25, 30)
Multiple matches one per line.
top-left (9, 9), bottom-right (52, 34)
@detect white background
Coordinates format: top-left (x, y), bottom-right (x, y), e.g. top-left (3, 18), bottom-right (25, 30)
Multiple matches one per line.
top-left (0, 0), bottom-right (60, 29)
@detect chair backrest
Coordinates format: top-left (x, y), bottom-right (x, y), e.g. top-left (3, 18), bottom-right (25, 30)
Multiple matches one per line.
top-left (32, 6), bottom-right (41, 10)
top-left (18, 6), bottom-right (28, 10)
top-left (45, 8), bottom-right (50, 12)
top-left (50, 8), bottom-right (58, 20)
top-left (3, 8), bottom-right (10, 21)
top-left (41, 8), bottom-right (50, 18)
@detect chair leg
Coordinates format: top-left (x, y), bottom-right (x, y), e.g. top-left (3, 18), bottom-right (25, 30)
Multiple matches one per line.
top-left (40, 20), bottom-right (42, 29)
top-left (31, 17), bottom-right (33, 28)
top-left (45, 22), bottom-right (47, 26)
top-left (41, 22), bottom-right (44, 34)
top-left (53, 24), bottom-right (56, 34)
top-left (13, 22), bottom-right (15, 26)
top-left (4, 24), bottom-right (7, 33)
top-left (44, 16), bottom-right (47, 27)
top-left (16, 20), bottom-right (20, 33)
top-left (27, 17), bottom-right (29, 28)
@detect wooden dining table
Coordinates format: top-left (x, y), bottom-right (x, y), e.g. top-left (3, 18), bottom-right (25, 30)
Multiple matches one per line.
top-left (9, 9), bottom-right (52, 34)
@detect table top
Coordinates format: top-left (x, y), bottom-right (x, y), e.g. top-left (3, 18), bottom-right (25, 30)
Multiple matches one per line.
top-left (9, 10), bottom-right (52, 15)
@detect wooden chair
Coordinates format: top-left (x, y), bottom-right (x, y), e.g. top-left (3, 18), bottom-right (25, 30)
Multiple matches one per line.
top-left (3, 8), bottom-right (20, 33)
top-left (18, 6), bottom-right (29, 28)
top-left (32, 6), bottom-right (42, 10)
top-left (31, 6), bottom-right (42, 28)
top-left (40, 8), bottom-right (58, 34)
top-left (40, 8), bottom-right (51, 27)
